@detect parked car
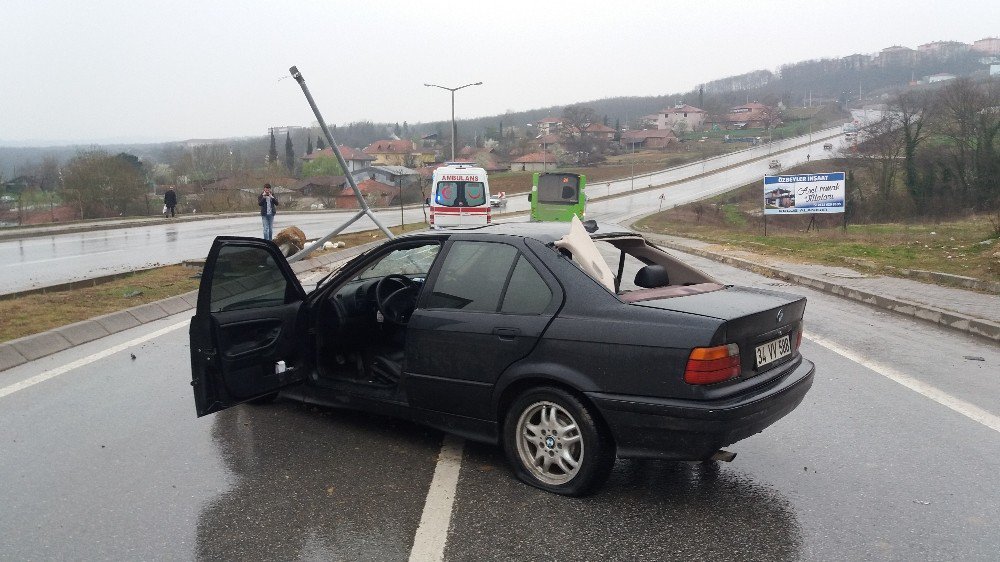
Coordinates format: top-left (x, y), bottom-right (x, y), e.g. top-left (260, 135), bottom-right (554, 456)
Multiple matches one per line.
top-left (489, 192), bottom-right (507, 208)
top-left (823, 143), bottom-right (833, 150)
top-left (768, 159), bottom-right (782, 169)
top-left (189, 219), bottom-right (814, 495)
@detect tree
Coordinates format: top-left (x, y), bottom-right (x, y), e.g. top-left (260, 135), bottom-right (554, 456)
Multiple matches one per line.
top-left (937, 78), bottom-right (1000, 210)
top-left (316, 135), bottom-right (326, 151)
top-left (893, 91), bottom-right (933, 210)
top-left (284, 131), bottom-right (295, 173)
top-left (561, 105), bottom-right (598, 137)
top-left (306, 136), bottom-right (314, 155)
top-left (268, 129), bottom-right (278, 165)
top-left (62, 150), bottom-right (146, 219)
top-left (301, 155), bottom-right (344, 178)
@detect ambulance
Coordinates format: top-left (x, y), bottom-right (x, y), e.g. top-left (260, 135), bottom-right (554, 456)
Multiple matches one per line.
top-left (428, 163), bottom-right (491, 228)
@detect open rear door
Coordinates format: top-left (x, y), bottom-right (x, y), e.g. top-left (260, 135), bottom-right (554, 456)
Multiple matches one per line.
top-left (189, 237), bottom-right (307, 417)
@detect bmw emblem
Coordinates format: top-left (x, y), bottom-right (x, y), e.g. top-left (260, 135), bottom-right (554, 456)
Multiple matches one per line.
top-left (776, 308), bottom-right (784, 323)
top-left (545, 436), bottom-right (556, 448)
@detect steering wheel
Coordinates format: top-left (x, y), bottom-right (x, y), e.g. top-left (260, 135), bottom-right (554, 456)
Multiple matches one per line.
top-left (375, 274), bottom-right (419, 325)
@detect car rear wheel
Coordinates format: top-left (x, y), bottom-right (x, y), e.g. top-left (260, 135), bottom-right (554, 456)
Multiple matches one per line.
top-left (503, 387), bottom-right (614, 496)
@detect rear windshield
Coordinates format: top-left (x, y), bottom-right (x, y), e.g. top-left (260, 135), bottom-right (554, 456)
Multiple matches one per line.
top-left (435, 181), bottom-right (486, 207)
top-left (537, 175), bottom-right (579, 205)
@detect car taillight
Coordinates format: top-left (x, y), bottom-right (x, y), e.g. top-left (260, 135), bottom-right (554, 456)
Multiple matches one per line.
top-left (487, 207), bottom-right (492, 224)
top-left (794, 323), bottom-right (803, 351)
top-left (685, 344), bottom-right (741, 385)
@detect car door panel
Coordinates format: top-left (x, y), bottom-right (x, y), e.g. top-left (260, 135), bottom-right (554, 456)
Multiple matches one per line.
top-left (405, 239), bottom-right (563, 420)
top-left (190, 237), bottom-right (307, 417)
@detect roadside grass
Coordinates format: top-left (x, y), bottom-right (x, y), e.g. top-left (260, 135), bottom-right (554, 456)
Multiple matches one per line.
top-left (635, 170), bottom-right (1000, 285)
top-left (0, 266), bottom-right (201, 343)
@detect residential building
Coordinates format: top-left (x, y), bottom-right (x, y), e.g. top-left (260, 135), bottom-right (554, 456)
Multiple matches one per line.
top-left (640, 114), bottom-right (659, 128)
top-left (620, 130), bottom-right (678, 149)
top-left (293, 176), bottom-right (347, 197)
top-left (656, 104), bottom-right (707, 133)
top-left (363, 139), bottom-right (418, 167)
top-left (706, 102), bottom-right (775, 130)
top-left (335, 179), bottom-right (395, 209)
top-left (877, 45), bottom-right (916, 67)
top-left (457, 147), bottom-right (509, 172)
top-left (535, 117), bottom-right (562, 136)
top-left (582, 123), bottom-right (616, 140)
top-left (918, 41), bottom-right (970, 58)
top-left (927, 73), bottom-right (957, 83)
top-left (350, 165), bottom-right (419, 188)
top-left (972, 37), bottom-right (1000, 55)
top-left (510, 152), bottom-right (557, 172)
top-left (301, 146), bottom-right (375, 173)
top-left (534, 133), bottom-right (564, 152)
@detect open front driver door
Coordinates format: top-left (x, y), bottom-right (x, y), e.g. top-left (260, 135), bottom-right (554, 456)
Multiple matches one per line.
top-left (190, 237), bottom-right (307, 416)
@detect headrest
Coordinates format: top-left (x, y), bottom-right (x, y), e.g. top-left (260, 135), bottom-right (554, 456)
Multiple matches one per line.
top-left (634, 264), bottom-right (670, 288)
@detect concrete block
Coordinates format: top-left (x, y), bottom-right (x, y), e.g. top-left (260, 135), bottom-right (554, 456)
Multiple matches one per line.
top-left (10, 331), bottom-right (72, 361)
top-left (0, 343), bottom-right (28, 372)
top-left (180, 292), bottom-right (199, 309)
top-left (55, 321), bottom-right (110, 346)
top-left (159, 296), bottom-right (194, 315)
top-left (94, 311), bottom-right (142, 334)
top-left (128, 303), bottom-right (168, 324)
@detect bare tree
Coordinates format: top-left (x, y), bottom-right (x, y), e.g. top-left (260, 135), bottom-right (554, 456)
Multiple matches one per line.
top-left (893, 91), bottom-right (933, 209)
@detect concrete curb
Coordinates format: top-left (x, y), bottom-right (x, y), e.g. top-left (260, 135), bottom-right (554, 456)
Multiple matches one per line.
top-left (649, 237), bottom-right (1000, 344)
top-left (0, 241), bottom-right (379, 374)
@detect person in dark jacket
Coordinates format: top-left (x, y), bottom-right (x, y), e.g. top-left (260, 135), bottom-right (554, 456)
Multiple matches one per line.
top-left (258, 183), bottom-right (279, 241)
top-left (164, 186), bottom-right (177, 218)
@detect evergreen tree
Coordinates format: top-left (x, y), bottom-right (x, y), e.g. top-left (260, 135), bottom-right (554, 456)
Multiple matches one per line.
top-left (284, 131), bottom-right (295, 173)
top-left (603, 114), bottom-right (609, 126)
top-left (307, 136), bottom-right (314, 155)
top-left (317, 135), bottom-right (326, 150)
top-left (268, 129), bottom-right (278, 165)
top-left (699, 85), bottom-right (704, 109)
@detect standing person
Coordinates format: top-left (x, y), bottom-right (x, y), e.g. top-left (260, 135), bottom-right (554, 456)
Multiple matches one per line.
top-left (164, 186), bottom-right (177, 218)
top-left (258, 183), bottom-right (279, 241)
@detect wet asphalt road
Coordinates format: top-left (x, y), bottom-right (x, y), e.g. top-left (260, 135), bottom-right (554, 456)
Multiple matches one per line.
top-left (2, 254), bottom-right (998, 560)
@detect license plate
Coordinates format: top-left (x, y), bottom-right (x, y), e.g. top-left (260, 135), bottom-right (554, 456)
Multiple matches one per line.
top-left (755, 335), bottom-right (791, 368)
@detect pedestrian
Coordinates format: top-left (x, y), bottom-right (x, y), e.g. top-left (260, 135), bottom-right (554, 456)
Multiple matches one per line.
top-left (258, 183), bottom-right (279, 241)
top-left (806, 153), bottom-right (810, 161)
top-left (164, 186), bottom-right (177, 218)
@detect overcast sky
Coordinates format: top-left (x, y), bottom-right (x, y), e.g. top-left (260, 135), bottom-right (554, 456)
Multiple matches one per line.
top-left (2, 0), bottom-right (997, 145)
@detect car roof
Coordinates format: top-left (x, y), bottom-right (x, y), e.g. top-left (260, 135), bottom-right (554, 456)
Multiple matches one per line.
top-left (399, 221), bottom-right (635, 245)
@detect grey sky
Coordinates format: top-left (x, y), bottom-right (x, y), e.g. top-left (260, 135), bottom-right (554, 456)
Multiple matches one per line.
top-left (2, 0), bottom-right (997, 145)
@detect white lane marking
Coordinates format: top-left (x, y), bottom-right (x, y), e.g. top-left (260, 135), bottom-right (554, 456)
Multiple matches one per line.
top-left (0, 320), bottom-right (189, 400)
top-left (409, 435), bottom-right (465, 562)
top-left (806, 333), bottom-right (1000, 434)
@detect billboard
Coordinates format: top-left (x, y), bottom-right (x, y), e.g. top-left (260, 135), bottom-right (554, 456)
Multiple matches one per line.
top-left (764, 172), bottom-right (845, 214)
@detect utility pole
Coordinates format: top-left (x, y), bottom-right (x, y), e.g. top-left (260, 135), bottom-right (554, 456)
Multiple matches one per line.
top-left (424, 82), bottom-right (483, 161)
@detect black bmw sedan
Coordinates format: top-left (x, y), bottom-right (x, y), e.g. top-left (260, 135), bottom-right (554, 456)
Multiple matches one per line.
top-left (189, 219), bottom-right (814, 495)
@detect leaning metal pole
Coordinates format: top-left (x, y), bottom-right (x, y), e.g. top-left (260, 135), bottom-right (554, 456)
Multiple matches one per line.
top-left (287, 66), bottom-right (394, 263)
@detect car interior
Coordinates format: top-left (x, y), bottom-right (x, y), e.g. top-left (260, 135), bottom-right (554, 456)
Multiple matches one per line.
top-left (313, 242), bottom-right (441, 389)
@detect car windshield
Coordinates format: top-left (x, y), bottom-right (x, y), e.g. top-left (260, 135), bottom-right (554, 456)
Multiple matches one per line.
top-left (353, 243), bottom-right (441, 281)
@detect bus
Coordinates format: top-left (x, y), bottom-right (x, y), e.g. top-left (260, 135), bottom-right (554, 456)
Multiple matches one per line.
top-left (529, 172), bottom-right (586, 222)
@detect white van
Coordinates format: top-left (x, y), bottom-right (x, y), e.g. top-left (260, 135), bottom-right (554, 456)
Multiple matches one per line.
top-left (428, 163), bottom-right (491, 228)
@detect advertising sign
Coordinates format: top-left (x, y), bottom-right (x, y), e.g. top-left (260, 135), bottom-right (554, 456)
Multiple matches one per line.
top-left (764, 172), bottom-right (845, 214)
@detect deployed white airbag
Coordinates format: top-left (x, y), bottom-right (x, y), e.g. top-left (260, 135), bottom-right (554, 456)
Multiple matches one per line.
top-left (554, 216), bottom-right (615, 292)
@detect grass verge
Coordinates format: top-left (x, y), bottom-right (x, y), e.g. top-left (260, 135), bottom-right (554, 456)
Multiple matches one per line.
top-left (634, 165), bottom-right (1000, 286)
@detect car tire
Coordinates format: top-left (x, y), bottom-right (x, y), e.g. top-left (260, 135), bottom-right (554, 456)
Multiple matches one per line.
top-left (502, 386), bottom-right (614, 496)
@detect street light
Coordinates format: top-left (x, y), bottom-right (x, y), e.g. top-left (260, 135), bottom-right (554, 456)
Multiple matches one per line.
top-left (424, 81), bottom-right (483, 161)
